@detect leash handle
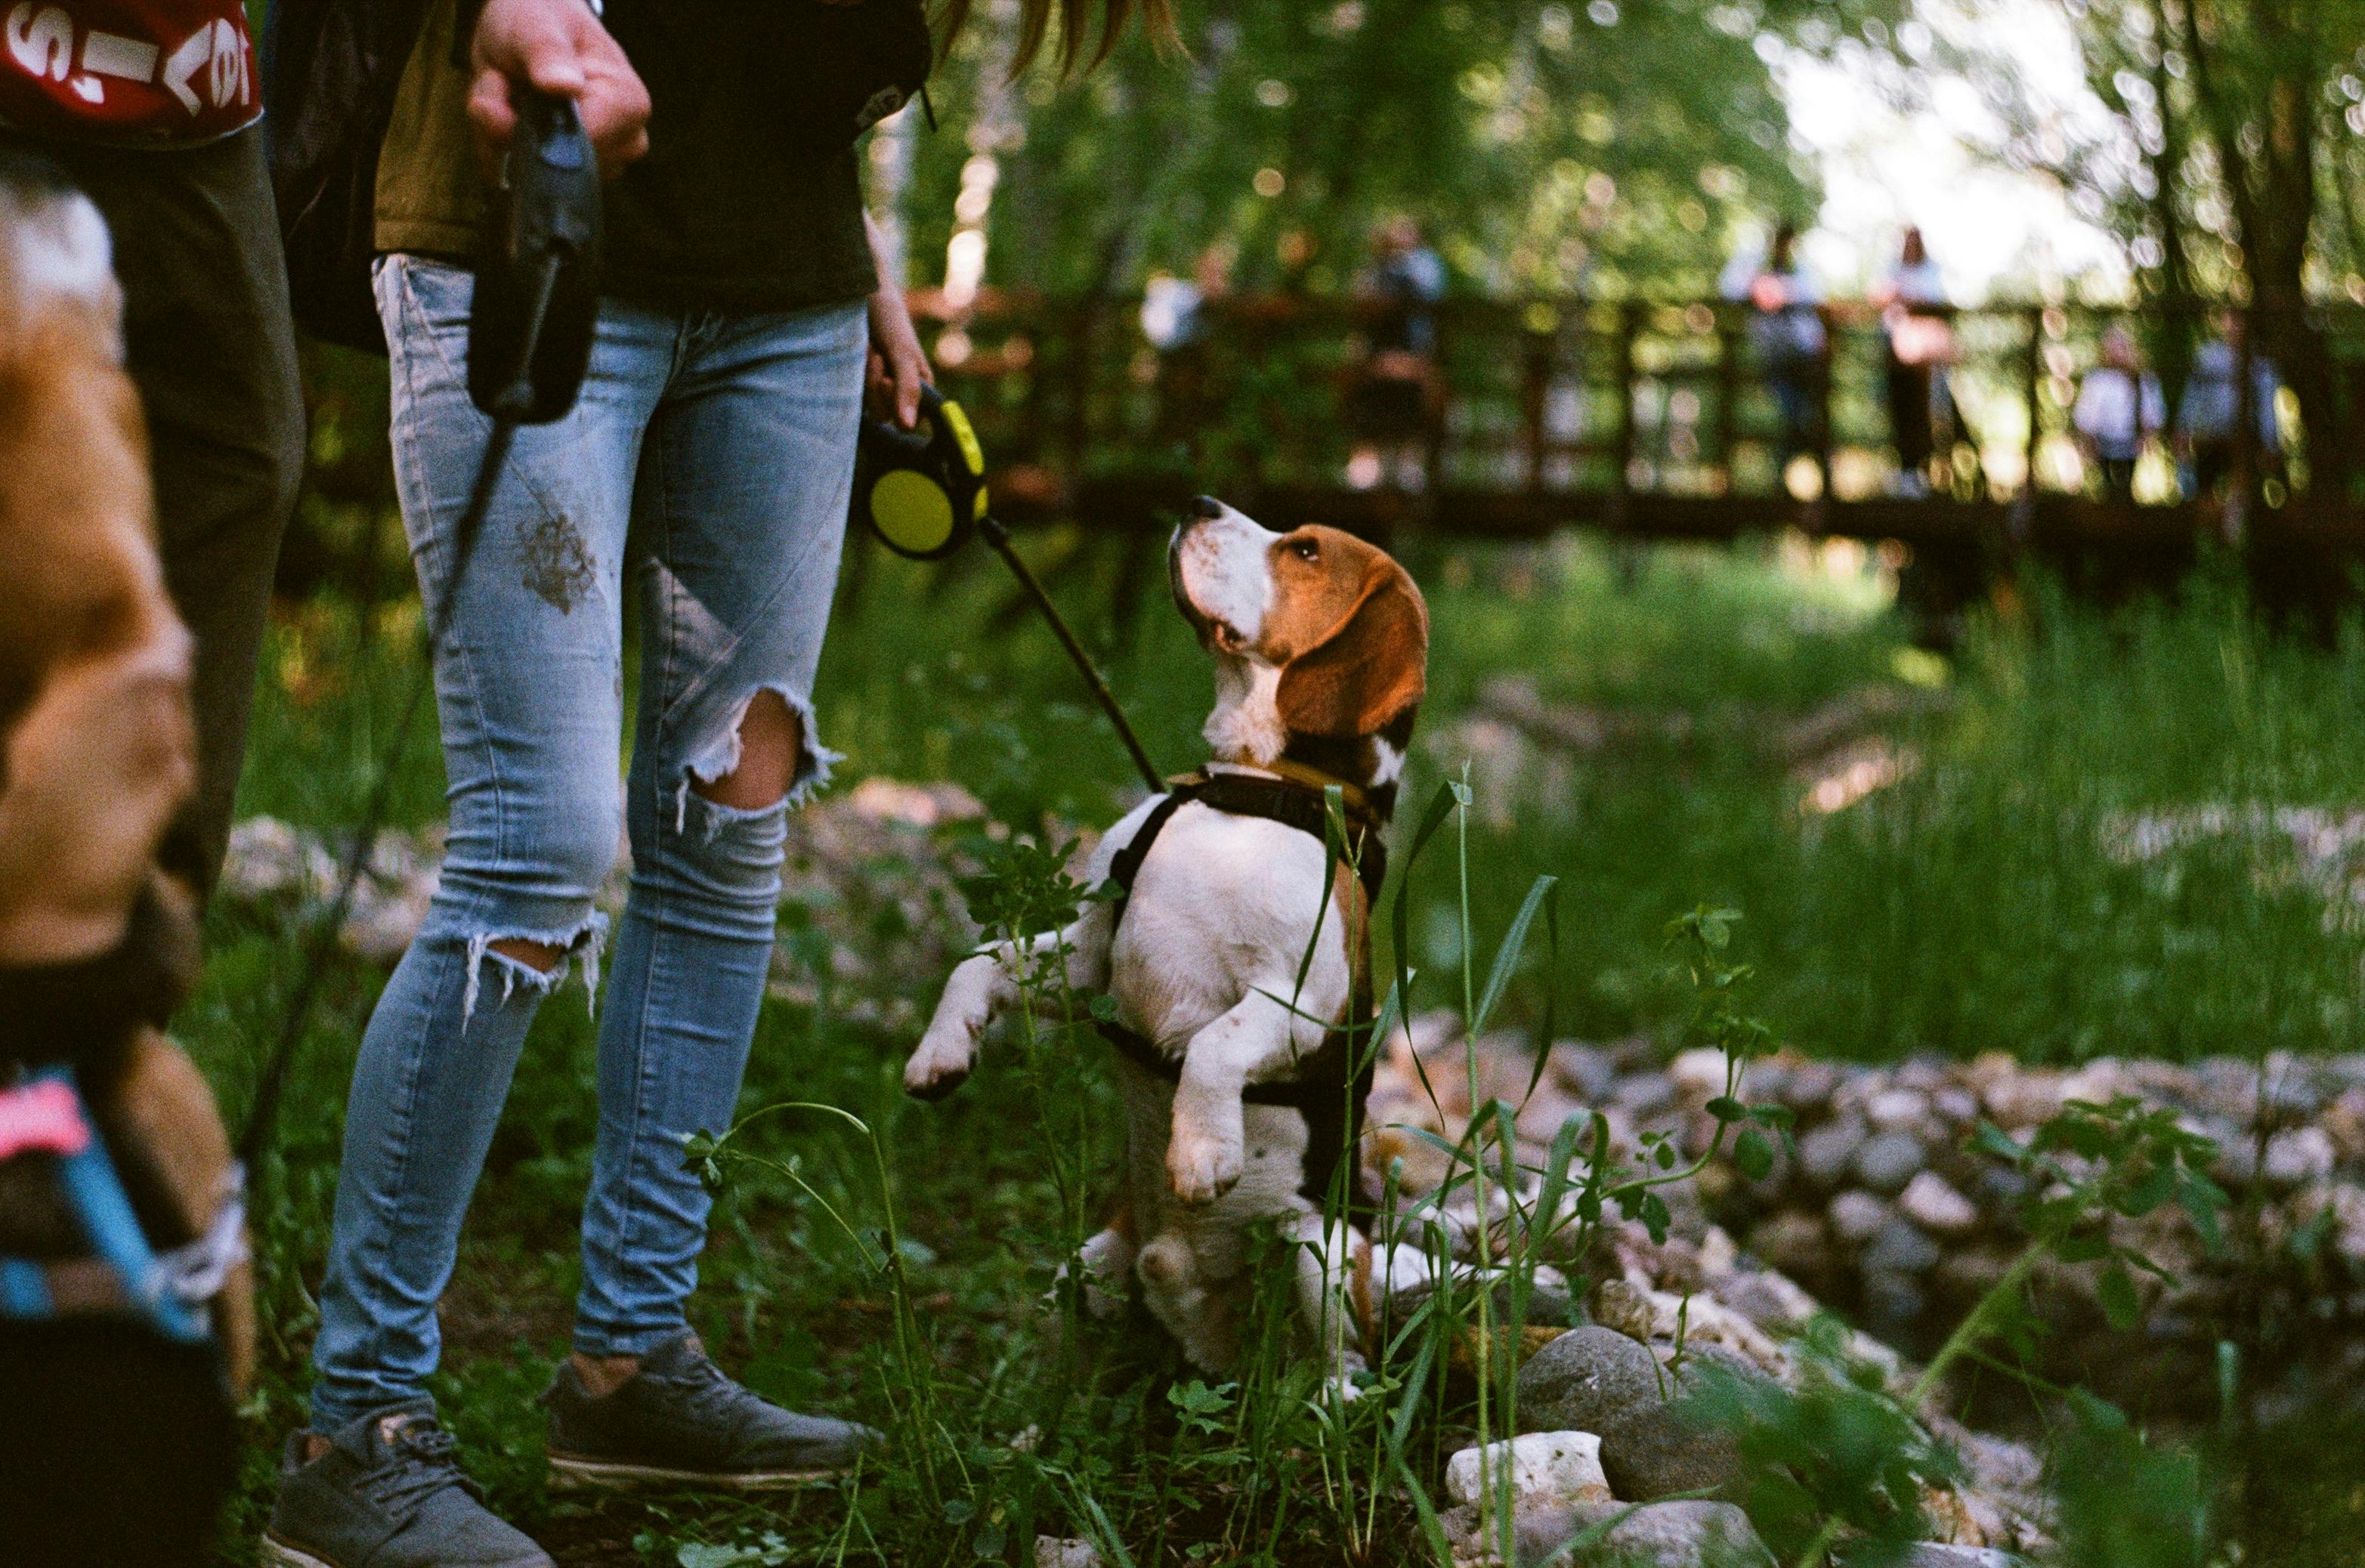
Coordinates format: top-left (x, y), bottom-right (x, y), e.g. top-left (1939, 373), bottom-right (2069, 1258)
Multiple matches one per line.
top-left (978, 515), bottom-right (1163, 793)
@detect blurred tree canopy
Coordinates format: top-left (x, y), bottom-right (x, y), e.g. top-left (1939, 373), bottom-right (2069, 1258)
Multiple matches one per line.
top-left (887, 0), bottom-right (1910, 299)
top-left (1969, 0), bottom-right (2365, 481)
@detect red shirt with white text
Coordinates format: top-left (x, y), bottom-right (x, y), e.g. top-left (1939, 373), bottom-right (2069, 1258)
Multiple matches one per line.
top-left (0, 1), bottom-right (257, 146)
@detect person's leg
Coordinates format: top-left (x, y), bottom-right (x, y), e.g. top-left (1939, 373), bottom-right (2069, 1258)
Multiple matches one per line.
top-left (573, 301), bottom-right (866, 1362)
top-left (2103, 456), bottom-right (2136, 503)
top-left (305, 256), bottom-right (668, 1437)
top-left (17, 129), bottom-right (305, 898)
top-left (1884, 353), bottom-right (1917, 474)
top-left (1771, 369), bottom-right (1811, 471)
top-left (1899, 361), bottom-right (1934, 474)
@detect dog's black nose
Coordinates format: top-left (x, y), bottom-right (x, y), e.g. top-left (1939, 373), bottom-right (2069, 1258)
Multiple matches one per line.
top-left (1186, 494), bottom-right (1225, 521)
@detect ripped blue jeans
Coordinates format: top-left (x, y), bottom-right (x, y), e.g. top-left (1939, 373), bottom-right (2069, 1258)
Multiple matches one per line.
top-left (308, 255), bottom-right (864, 1432)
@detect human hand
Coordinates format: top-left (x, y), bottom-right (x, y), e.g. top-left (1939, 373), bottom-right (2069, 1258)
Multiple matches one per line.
top-left (866, 286), bottom-right (932, 430)
top-left (468, 0), bottom-right (651, 181)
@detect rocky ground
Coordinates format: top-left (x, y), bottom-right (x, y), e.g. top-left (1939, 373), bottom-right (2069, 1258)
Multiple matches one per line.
top-left (1365, 1013), bottom-right (2365, 1419)
top-left (221, 781), bottom-right (2365, 1566)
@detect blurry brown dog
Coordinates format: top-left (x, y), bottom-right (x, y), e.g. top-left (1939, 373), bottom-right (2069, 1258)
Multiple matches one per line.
top-left (0, 151), bottom-right (253, 1568)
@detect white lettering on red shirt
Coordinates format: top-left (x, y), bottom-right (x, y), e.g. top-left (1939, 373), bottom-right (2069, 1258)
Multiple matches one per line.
top-left (0, 1), bottom-right (256, 146)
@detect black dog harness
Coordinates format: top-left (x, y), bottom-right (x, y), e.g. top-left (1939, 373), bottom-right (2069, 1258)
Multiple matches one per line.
top-left (1096, 768), bottom-right (1386, 1218)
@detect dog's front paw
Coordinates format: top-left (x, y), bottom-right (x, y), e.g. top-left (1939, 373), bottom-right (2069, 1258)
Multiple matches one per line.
top-left (903, 1025), bottom-right (976, 1100)
top-left (1166, 1123), bottom-right (1244, 1205)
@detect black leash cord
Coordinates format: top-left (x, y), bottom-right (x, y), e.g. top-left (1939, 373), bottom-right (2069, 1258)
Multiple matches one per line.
top-left (235, 416), bottom-right (517, 1182)
top-left (978, 515), bottom-right (1164, 794)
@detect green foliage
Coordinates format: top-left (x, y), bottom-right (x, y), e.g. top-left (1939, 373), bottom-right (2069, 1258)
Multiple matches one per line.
top-left (899, 0), bottom-right (1908, 297)
top-left (2051, 1393), bottom-right (2213, 1568)
top-left (1977, 1094), bottom-right (2231, 1328)
top-left (1687, 1317), bottom-right (1961, 1565)
top-left (957, 832), bottom-right (1103, 945)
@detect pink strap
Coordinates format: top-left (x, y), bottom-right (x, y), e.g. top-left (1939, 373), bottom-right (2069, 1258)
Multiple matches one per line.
top-left (0, 1078), bottom-right (91, 1161)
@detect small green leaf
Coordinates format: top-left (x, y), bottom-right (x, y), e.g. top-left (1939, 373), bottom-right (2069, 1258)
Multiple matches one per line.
top-left (2098, 1262), bottom-right (2140, 1331)
top-left (1640, 1192), bottom-right (1671, 1243)
top-left (2055, 1232), bottom-right (2111, 1265)
top-left (1705, 1095), bottom-right (1747, 1122)
top-left (1735, 1128), bottom-right (1774, 1182)
top-left (1973, 1121), bottom-right (2026, 1162)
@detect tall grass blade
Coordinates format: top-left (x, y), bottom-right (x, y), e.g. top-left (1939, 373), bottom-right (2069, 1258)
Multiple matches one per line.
top-left (1471, 872), bottom-right (1557, 1042)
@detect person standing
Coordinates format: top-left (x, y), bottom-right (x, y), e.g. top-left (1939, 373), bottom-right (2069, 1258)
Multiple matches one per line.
top-left (264, 1), bottom-right (1167, 1565)
top-left (0, 1), bottom-right (304, 900)
top-left (2072, 325), bottom-right (2163, 504)
top-left (1727, 221), bottom-right (1826, 485)
top-left (2177, 311), bottom-right (2283, 501)
top-left (1346, 215), bottom-right (1445, 492)
top-left (1874, 227), bottom-right (1951, 497)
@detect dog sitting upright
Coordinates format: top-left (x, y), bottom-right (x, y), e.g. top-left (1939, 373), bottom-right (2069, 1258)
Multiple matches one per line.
top-left (906, 497), bottom-right (1427, 1384)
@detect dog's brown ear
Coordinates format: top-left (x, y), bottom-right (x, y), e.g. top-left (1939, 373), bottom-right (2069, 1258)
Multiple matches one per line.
top-left (1275, 559), bottom-right (1428, 738)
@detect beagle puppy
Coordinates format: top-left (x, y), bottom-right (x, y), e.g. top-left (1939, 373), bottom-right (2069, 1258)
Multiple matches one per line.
top-left (0, 153), bottom-right (252, 1568)
top-left (907, 498), bottom-right (1427, 1387)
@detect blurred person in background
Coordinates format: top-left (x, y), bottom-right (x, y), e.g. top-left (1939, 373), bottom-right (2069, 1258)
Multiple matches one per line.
top-left (2073, 324), bottom-right (2163, 505)
top-left (2177, 311), bottom-right (2283, 501)
top-left (1346, 214), bottom-right (1444, 492)
top-left (0, 0), bottom-right (302, 903)
top-left (1873, 226), bottom-right (1952, 497)
top-left (1726, 221), bottom-right (1826, 486)
top-left (1142, 240), bottom-right (1232, 454)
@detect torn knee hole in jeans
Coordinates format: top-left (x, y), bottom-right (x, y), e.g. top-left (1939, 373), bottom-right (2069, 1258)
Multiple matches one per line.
top-left (462, 914), bottom-right (607, 1024)
top-left (672, 684), bottom-right (841, 837)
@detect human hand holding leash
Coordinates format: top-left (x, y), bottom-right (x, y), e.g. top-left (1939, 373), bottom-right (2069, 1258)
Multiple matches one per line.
top-left (864, 214), bottom-right (932, 429)
top-left (469, 0), bottom-right (651, 180)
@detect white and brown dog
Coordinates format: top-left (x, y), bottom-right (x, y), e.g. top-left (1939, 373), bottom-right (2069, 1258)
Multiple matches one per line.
top-left (905, 496), bottom-right (1427, 1386)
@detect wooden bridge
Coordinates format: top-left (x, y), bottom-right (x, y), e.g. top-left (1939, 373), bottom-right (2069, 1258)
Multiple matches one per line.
top-left (913, 290), bottom-right (2365, 617)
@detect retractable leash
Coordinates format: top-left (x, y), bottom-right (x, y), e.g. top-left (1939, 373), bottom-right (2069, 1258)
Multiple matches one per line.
top-left (236, 91), bottom-right (604, 1198)
top-left (851, 384), bottom-right (1164, 792)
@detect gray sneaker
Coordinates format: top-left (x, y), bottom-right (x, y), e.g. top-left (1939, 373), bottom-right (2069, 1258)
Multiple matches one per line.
top-left (261, 1403), bottom-right (551, 1568)
top-left (544, 1331), bottom-right (881, 1492)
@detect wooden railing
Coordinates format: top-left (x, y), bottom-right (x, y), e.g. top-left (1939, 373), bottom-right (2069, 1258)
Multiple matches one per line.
top-left (910, 291), bottom-right (2365, 566)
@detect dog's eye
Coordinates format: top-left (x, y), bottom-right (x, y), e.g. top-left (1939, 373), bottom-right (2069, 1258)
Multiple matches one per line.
top-left (1289, 537), bottom-right (1320, 562)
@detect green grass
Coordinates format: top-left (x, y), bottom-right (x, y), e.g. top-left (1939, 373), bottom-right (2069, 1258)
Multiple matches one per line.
top-left (187, 531), bottom-right (2365, 1563)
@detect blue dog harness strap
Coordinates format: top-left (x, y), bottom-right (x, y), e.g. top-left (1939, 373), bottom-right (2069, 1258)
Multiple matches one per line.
top-left (0, 1254), bottom-right (53, 1316)
top-left (0, 1066), bottom-right (212, 1343)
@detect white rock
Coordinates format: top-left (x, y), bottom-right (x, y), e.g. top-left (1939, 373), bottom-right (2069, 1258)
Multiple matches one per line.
top-left (1034, 1538), bottom-right (1102, 1568)
top-left (2262, 1126), bottom-right (2336, 1186)
top-left (1866, 1089), bottom-right (1930, 1131)
top-left (1444, 1430), bottom-right (1611, 1508)
top-left (1829, 1189), bottom-right (1890, 1243)
top-left (1669, 1047), bottom-right (1730, 1100)
top-left (1897, 1171), bottom-right (1980, 1236)
top-left (2323, 1183), bottom-right (2365, 1263)
top-left (848, 775), bottom-right (985, 827)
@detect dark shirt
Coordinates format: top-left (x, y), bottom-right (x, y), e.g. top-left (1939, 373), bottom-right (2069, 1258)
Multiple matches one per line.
top-left (376, 0), bottom-right (873, 315)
